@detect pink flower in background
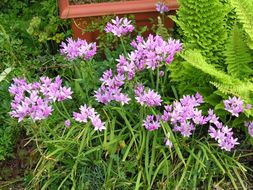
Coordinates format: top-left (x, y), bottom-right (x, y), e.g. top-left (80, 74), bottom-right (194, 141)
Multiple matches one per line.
top-left (105, 16), bottom-right (134, 37)
top-left (156, 2), bottom-right (169, 14)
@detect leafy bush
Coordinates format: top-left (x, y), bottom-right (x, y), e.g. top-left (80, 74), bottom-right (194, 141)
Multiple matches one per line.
top-left (7, 15), bottom-right (250, 189)
top-left (0, 80), bottom-right (19, 160)
top-left (0, 0), bottom-right (71, 162)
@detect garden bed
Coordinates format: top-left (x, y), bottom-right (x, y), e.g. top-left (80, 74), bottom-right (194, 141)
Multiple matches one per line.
top-left (1, 0), bottom-right (253, 189)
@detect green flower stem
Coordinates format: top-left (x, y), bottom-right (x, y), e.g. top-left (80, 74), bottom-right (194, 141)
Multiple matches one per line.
top-left (118, 107), bottom-right (139, 152)
top-left (60, 101), bottom-right (71, 118)
top-left (120, 37), bottom-right (127, 55)
top-left (73, 60), bottom-right (81, 78)
top-left (54, 102), bottom-right (68, 119)
top-left (145, 131), bottom-right (150, 185)
top-left (156, 67), bottom-right (160, 92)
top-left (148, 131), bottom-right (157, 189)
top-left (137, 106), bottom-right (146, 160)
top-left (162, 68), bottom-right (168, 96)
top-left (30, 122), bottom-right (49, 160)
top-left (149, 70), bottom-right (155, 89)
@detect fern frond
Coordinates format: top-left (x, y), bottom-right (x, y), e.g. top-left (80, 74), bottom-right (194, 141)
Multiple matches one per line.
top-left (230, 0), bottom-right (253, 48)
top-left (181, 50), bottom-right (234, 84)
top-left (182, 49), bottom-right (253, 116)
top-left (175, 0), bottom-right (228, 64)
top-left (225, 25), bottom-right (253, 79)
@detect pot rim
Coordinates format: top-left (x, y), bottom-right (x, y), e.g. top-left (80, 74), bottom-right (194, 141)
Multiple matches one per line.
top-left (58, 0), bottom-right (179, 19)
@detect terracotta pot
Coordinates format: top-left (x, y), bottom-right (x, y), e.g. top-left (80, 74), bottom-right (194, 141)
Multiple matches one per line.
top-left (58, 0), bottom-right (179, 41)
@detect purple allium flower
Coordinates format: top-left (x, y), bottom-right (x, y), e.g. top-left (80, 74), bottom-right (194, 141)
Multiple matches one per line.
top-left (224, 96), bottom-right (244, 117)
top-left (95, 69), bottom-right (130, 105)
top-left (105, 16), bottom-right (134, 37)
top-left (143, 115), bottom-right (161, 131)
top-left (208, 124), bottom-right (239, 151)
top-left (90, 115), bottom-right (106, 131)
top-left (156, 2), bottom-right (169, 14)
top-left (9, 76), bottom-right (72, 122)
top-left (60, 37), bottom-right (96, 60)
top-left (113, 93), bottom-right (130, 105)
top-left (162, 105), bottom-right (172, 122)
top-left (73, 104), bottom-right (105, 131)
top-left (160, 92), bottom-right (239, 151)
top-left (64, 119), bottom-right (71, 128)
top-left (161, 93), bottom-right (207, 137)
top-left (205, 108), bottom-right (239, 151)
top-left (244, 121), bottom-right (253, 137)
top-left (129, 35), bottom-right (182, 71)
top-left (135, 84), bottom-right (162, 107)
top-left (206, 109), bottom-right (220, 127)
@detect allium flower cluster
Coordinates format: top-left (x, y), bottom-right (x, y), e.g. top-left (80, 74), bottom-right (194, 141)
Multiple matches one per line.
top-left (105, 16), bottom-right (134, 37)
top-left (224, 96), bottom-right (244, 117)
top-left (135, 83), bottom-right (162, 107)
top-left (60, 37), bottom-right (96, 60)
top-left (244, 121), bottom-right (253, 137)
top-left (9, 76), bottom-right (73, 122)
top-left (73, 104), bottom-right (105, 131)
top-left (156, 2), bottom-right (169, 13)
top-left (130, 35), bottom-right (182, 71)
top-left (208, 109), bottom-right (239, 151)
top-left (143, 115), bottom-right (161, 131)
top-left (94, 69), bottom-right (130, 105)
top-left (162, 93), bottom-right (206, 137)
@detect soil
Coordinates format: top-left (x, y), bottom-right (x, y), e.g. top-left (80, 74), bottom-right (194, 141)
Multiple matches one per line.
top-left (0, 133), bottom-right (36, 190)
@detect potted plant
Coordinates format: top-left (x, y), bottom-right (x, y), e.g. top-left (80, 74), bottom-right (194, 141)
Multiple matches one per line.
top-left (57, 0), bottom-right (179, 41)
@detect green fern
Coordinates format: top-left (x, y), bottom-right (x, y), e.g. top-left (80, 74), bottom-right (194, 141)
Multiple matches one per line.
top-left (172, 0), bottom-right (228, 65)
top-left (181, 49), bottom-right (253, 116)
top-left (169, 59), bottom-right (214, 96)
top-left (229, 0), bottom-right (253, 48)
top-left (225, 25), bottom-right (253, 79)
